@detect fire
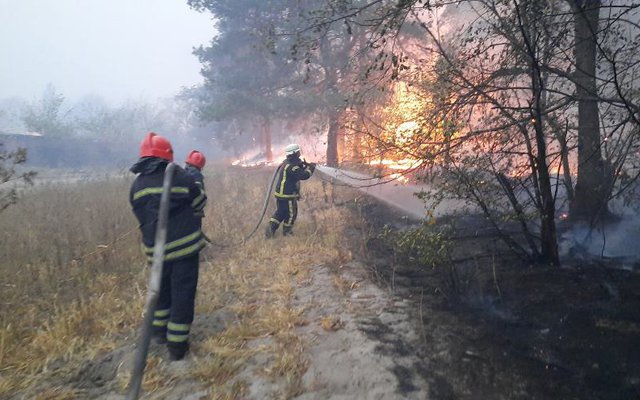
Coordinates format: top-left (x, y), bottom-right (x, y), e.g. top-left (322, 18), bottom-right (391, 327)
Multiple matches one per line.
top-left (389, 173), bottom-right (410, 183)
top-left (231, 159), bottom-right (277, 168)
top-left (230, 150), bottom-right (277, 168)
top-left (368, 158), bottom-right (422, 170)
top-left (368, 158), bottom-right (422, 184)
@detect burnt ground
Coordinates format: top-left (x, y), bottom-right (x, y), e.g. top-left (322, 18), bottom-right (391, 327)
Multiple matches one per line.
top-left (338, 190), bottom-right (640, 400)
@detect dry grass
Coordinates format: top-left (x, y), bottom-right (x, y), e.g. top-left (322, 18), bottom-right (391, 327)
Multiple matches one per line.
top-left (319, 315), bottom-right (344, 332)
top-left (116, 355), bottom-right (176, 395)
top-left (31, 386), bottom-right (83, 400)
top-left (0, 166), bottom-right (359, 399)
top-left (0, 175), bottom-right (145, 397)
top-left (189, 166), bottom-right (355, 398)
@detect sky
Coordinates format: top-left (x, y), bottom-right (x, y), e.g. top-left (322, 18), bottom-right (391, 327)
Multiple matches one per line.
top-left (0, 0), bottom-right (215, 103)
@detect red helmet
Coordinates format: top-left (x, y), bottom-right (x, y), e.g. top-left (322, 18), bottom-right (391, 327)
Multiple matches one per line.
top-left (139, 132), bottom-right (173, 162)
top-left (186, 150), bottom-right (206, 169)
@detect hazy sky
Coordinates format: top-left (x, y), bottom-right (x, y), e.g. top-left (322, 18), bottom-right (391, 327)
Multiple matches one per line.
top-left (0, 0), bottom-right (214, 103)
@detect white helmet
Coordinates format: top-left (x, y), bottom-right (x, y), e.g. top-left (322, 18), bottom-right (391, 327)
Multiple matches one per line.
top-left (285, 143), bottom-right (301, 156)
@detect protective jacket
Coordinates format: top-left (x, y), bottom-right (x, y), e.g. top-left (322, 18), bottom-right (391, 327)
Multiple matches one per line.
top-left (129, 157), bottom-right (207, 262)
top-left (273, 156), bottom-right (313, 199)
top-left (185, 165), bottom-right (205, 190)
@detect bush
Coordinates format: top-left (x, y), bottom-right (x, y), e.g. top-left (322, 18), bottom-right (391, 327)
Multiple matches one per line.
top-left (379, 223), bottom-right (453, 269)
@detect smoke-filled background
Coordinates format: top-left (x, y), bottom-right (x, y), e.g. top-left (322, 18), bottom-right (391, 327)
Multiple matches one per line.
top-left (0, 0), bottom-right (218, 167)
top-left (2, 0), bottom-right (640, 265)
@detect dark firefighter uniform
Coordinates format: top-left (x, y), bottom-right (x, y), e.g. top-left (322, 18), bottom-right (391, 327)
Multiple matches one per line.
top-left (266, 156), bottom-right (315, 236)
top-left (185, 165), bottom-right (205, 190)
top-left (129, 157), bottom-right (207, 360)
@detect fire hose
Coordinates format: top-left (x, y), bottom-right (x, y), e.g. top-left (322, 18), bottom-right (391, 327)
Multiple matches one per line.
top-left (200, 161), bottom-right (285, 247)
top-left (240, 161), bottom-right (284, 242)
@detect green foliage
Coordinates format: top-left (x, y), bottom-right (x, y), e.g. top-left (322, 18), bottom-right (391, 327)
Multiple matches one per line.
top-left (377, 221), bottom-right (478, 301)
top-left (189, 0), bottom-right (307, 124)
top-left (0, 144), bottom-right (35, 213)
top-left (379, 222), bottom-right (452, 269)
top-left (21, 85), bottom-right (72, 137)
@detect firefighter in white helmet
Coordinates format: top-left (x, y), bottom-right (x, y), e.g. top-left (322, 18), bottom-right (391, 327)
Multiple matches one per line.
top-left (266, 144), bottom-right (316, 237)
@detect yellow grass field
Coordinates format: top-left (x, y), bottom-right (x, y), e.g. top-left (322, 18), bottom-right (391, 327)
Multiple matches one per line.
top-left (0, 166), bottom-right (358, 399)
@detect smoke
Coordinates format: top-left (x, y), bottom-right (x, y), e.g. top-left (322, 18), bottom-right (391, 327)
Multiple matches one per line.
top-left (558, 214), bottom-right (640, 269)
top-left (232, 129), bottom-right (327, 165)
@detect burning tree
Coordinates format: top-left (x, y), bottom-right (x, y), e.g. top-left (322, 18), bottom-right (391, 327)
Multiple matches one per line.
top-left (189, 0), bottom-right (391, 166)
top-left (185, 0), bottom-right (640, 265)
top-left (291, 0), bottom-right (640, 265)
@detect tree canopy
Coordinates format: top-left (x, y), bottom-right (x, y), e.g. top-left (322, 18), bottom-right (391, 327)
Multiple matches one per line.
top-left (187, 0), bottom-right (640, 264)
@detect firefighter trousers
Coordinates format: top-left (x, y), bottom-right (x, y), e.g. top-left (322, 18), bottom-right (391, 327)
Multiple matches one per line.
top-left (268, 198), bottom-right (298, 235)
top-left (151, 254), bottom-right (199, 357)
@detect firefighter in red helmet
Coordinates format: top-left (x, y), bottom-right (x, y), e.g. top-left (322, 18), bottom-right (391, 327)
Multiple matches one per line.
top-left (185, 150), bottom-right (206, 220)
top-left (185, 150), bottom-right (206, 190)
top-left (129, 132), bottom-right (207, 361)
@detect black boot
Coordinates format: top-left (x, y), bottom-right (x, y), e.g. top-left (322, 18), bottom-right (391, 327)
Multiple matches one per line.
top-left (265, 222), bottom-right (278, 238)
top-left (167, 341), bottom-right (189, 361)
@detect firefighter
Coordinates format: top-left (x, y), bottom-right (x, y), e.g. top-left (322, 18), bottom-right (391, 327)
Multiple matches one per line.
top-left (265, 143), bottom-right (316, 237)
top-left (129, 132), bottom-right (207, 361)
top-left (185, 150), bottom-right (207, 220)
top-left (185, 150), bottom-right (206, 191)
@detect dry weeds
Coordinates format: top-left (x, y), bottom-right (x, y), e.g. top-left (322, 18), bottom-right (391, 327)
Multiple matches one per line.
top-left (189, 167), bottom-right (354, 398)
top-left (0, 166), bottom-right (358, 399)
top-left (0, 176), bottom-right (144, 397)
top-left (319, 315), bottom-right (344, 332)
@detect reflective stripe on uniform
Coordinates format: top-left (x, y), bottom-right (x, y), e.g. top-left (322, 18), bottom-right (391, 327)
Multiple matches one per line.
top-left (145, 239), bottom-right (205, 262)
top-left (133, 186), bottom-right (189, 201)
top-left (167, 321), bottom-right (190, 342)
top-left (167, 333), bottom-right (189, 342)
top-left (287, 200), bottom-right (294, 225)
top-left (164, 239), bottom-right (206, 261)
top-left (274, 193), bottom-right (297, 199)
top-left (192, 192), bottom-right (206, 210)
top-left (145, 239), bottom-right (206, 262)
top-left (143, 230), bottom-right (202, 254)
top-left (154, 309), bottom-right (170, 317)
top-left (269, 218), bottom-right (280, 224)
top-left (168, 322), bottom-right (190, 331)
top-left (275, 164), bottom-right (288, 197)
top-left (152, 308), bottom-right (170, 326)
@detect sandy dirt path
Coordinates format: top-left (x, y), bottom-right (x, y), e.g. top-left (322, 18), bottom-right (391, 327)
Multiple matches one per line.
top-left (89, 257), bottom-right (430, 400)
top-left (290, 261), bottom-right (430, 400)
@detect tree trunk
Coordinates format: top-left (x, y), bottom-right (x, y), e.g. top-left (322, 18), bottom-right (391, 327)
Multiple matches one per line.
top-left (532, 68), bottom-right (560, 266)
top-left (517, 0), bottom-right (559, 265)
top-left (326, 110), bottom-right (339, 167)
top-left (558, 123), bottom-right (575, 204)
top-left (351, 128), bottom-right (361, 163)
top-left (261, 116), bottom-right (272, 162)
top-left (569, 0), bottom-right (610, 221)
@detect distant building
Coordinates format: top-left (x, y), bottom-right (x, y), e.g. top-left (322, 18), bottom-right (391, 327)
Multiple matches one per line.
top-left (0, 130), bottom-right (134, 168)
